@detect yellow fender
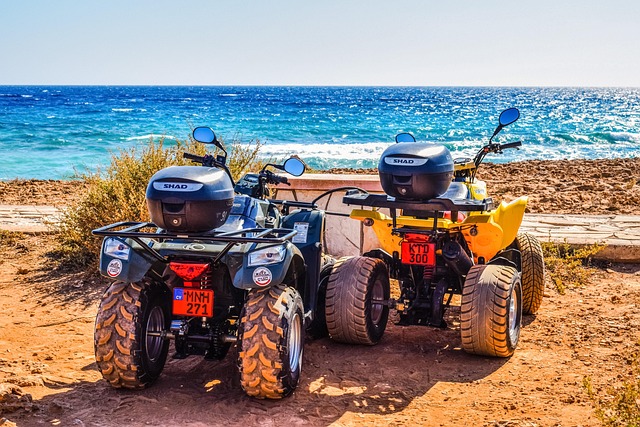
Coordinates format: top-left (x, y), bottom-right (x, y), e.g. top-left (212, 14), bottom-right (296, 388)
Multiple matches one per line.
top-left (461, 196), bottom-right (528, 262)
top-left (350, 196), bottom-right (528, 263)
top-left (350, 209), bottom-right (401, 253)
top-left (350, 210), bottom-right (461, 255)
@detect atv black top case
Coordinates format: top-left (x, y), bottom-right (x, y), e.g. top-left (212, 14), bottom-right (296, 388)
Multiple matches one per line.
top-left (146, 166), bottom-right (234, 232)
top-left (378, 143), bottom-right (454, 200)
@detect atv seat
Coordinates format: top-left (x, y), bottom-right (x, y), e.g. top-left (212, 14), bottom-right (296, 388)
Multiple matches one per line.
top-left (402, 182), bottom-right (468, 221)
top-left (440, 182), bottom-right (470, 200)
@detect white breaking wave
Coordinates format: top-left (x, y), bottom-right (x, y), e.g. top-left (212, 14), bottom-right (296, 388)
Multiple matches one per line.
top-left (125, 134), bottom-right (177, 142)
top-left (253, 138), bottom-right (640, 167)
top-left (609, 132), bottom-right (640, 143)
top-left (259, 142), bottom-right (392, 161)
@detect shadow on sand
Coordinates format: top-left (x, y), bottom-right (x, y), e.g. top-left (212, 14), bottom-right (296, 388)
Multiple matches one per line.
top-left (7, 305), bottom-right (517, 427)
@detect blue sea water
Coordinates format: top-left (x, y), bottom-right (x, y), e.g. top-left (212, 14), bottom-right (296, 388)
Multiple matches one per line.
top-left (0, 86), bottom-right (639, 180)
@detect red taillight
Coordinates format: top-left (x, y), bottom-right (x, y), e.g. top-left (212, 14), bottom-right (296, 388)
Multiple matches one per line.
top-left (403, 233), bottom-right (429, 243)
top-left (443, 211), bottom-right (467, 222)
top-left (169, 262), bottom-right (210, 281)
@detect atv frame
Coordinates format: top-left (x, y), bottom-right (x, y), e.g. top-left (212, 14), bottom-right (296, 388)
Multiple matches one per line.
top-left (92, 216), bottom-right (320, 399)
top-left (327, 190), bottom-right (540, 357)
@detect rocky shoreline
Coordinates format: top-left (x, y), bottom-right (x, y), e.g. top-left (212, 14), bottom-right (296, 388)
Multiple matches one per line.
top-left (1, 158), bottom-right (640, 215)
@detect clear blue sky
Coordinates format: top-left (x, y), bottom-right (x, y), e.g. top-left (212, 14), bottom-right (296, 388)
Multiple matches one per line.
top-left (1, 0), bottom-right (638, 86)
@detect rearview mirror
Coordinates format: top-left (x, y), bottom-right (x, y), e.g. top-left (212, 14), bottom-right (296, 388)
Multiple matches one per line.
top-left (490, 108), bottom-right (520, 143)
top-left (193, 126), bottom-right (227, 156)
top-left (283, 157), bottom-right (306, 176)
top-left (395, 133), bottom-right (416, 143)
top-left (193, 127), bottom-right (216, 144)
top-left (499, 108), bottom-right (520, 127)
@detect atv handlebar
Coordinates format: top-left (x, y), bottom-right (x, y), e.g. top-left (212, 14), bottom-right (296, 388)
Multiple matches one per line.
top-left (183, 152), bottom-right (227, 169)
top-left (474, 141), bottom-right (522, 168)
top-left (269, 187), bottom-right (367, 216)
top-left (485, 141), bottom-right (522, 154)
top-left (267, 172), bottom-right (290, 186)
top-left (183, 152), bottom-right (236, 187)
top-left (183, 152), bottom-right (207, 164)
top-left (260, 170), bottom-right (291, 186)
top-left (283, 200), bottom-right (317, 209)
top-left (500, 141), bottom-right (522, 150)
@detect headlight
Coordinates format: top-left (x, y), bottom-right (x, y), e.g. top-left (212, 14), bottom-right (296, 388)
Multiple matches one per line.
top-left (103, 238), bottom-right (131, 260)
top-left (248, 245), bottom-right (286, 267)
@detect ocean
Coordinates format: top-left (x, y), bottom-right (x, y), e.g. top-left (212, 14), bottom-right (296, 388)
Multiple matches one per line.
top-left (0, 86), bottom-right (639, 180)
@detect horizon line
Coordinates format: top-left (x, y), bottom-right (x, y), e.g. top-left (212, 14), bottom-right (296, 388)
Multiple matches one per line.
top-left (1, 84), bottom-right (639, 89)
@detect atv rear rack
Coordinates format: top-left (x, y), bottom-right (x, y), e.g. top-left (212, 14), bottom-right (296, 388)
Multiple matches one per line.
top-left (92, 221), bottom-right (298, 263)
top-left (343, 193), bottom-right (494, 212)
top-left (343, 192), bottom-right (495, 231)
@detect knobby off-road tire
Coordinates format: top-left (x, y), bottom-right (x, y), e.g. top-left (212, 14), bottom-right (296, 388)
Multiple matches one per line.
top-left (94, 280), bottom-right (171, 388)
top-left (460, 265), bottom-right (522, 358)
top-left (325, 256), bottom-right (390, 345)
top-left (513, 233), bottom-right (545, 314)
top-left (238, 283), bottom-right (304, 399)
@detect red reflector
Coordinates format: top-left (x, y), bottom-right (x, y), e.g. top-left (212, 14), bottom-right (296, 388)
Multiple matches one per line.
top-left (169, 262), bottom-right (210, 281)
top-left (404, 233), bottom-right (429, 242)
top-left (443, 211), bottom-right (467, 222)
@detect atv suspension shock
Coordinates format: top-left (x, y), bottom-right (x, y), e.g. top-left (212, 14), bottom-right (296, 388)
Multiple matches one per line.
top-left (423, 265), bottom-right (435, 282)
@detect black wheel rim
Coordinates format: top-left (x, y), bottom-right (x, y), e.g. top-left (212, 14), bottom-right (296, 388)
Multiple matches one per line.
top-left (371, 278), bottom-right (385, 325)
top-left (146, 306), bottom-right (165, 362)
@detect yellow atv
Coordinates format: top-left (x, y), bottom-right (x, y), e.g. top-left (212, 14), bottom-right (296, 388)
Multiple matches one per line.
top-left (326, 108), bottom-right (545, 357)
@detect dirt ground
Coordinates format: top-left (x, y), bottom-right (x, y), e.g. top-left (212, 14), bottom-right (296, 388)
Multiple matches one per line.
top-left (4, 235), bottom-right (640, 427)
top-left (2, 158), bottom-right (640, 426)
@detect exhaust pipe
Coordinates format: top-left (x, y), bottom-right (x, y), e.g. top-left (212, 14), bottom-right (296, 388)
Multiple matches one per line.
top-left (442, 241), bottom-right (473, 277)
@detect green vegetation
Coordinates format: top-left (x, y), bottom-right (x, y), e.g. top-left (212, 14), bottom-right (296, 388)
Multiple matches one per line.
top-left (541, 240), bottom-right (603, 294)
top-left (584, 359), bottom-right (640, 427)
top-left (54, 135), bottom-right (265, 268)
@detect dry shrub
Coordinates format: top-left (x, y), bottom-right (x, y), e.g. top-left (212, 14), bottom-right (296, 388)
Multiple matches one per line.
top-left (0, 230), bottom-right (22, 247)
top-left (54, 135), bottom-right (265, 268)
top-left (225, 134), bottom-right (269, 178)
top-left (541, 240), bottom-right (603, 294)
top-left (584, 364), bottom-right (640, 427)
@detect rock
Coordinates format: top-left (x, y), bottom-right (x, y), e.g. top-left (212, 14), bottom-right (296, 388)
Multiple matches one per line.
top-left (0, 383), bottom-right (33, 412)
top-left (50, 398), bottom-right (73, 411)
top-left (5, 375), bottom-right (44, 387)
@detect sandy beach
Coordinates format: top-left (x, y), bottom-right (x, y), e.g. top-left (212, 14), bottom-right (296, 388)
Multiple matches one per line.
top-left (1, 157), bottom-right (640, 426)
top-left (2, 157), bottom-right (640, 215)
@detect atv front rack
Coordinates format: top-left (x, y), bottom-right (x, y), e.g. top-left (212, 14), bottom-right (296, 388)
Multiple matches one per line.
top-left (343, 192), bottom-right (495, 231)
top-left (92, 221), bottom-right (298, 264)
